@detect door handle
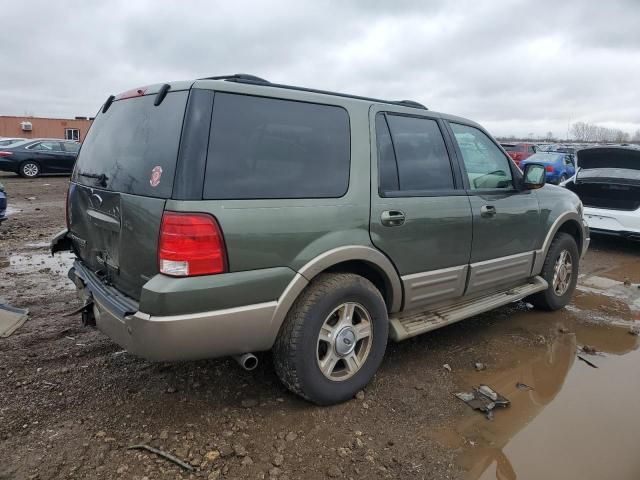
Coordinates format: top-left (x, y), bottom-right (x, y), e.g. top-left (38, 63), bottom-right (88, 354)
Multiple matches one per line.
top-left (381, 210), bottom-right (405, 227)
top-left (480, 205), bottom-right (497, 217)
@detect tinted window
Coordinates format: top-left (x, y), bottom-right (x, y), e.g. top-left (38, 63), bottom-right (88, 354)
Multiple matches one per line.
top-left (31, 141), bottom-right (62, 152)
top-left (63, 142), bottom-right (80, 153)
top-left (501, 144), bottom-right (516, 152)
top-left (375, 114), bottom-right (399, 192)
top-left (204, 93), bottom-right (350, 199)
top-left (384, 115), bottom-right (453, 191)
top-left (73, 91), bottom-right (188, 198)
top-left (451, 123), bottom-right (513, 189)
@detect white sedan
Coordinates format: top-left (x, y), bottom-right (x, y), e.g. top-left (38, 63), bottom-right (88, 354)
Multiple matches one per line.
top-left (562, 146), bottom-right (640, 241)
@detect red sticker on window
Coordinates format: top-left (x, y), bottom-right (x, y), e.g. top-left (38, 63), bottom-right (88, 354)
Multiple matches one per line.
top-left (150, 166), bottom-right (163, 187)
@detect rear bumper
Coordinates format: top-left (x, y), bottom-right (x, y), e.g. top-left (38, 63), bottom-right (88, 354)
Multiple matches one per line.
top-left (0, 192), bottom-right (6, 223)
top-left (583, 206), bottom-right (640, 236)
top-left (70, 261), bottom-right (280, 361)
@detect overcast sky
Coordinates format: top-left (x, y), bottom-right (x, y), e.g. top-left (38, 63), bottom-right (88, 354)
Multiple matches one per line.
top-left (1, 0), bottom-right (639, 138)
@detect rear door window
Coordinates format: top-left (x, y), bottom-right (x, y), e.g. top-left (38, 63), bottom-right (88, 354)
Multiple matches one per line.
top-left (378, 114), bottom-right (454, 193)
top-left (72, 91), bottom-right (188, 198)
top-left (203, 93), bottom-right (350, 199)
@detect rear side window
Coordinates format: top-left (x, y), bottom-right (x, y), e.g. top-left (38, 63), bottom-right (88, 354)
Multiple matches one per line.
top-left (30, 141), bottom-right (63, 152)
top-left (73, 91), bottom-right (188, 198)
top-left (377, 114), bottom-right (454, 193)
top-left (203, 93), bottom-right (350, 199)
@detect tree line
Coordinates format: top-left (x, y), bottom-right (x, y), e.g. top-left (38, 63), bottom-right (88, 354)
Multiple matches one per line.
top-left (498, 124), bottom-right (640, 144)
top-left (570, 122), bottom-right (639, 143)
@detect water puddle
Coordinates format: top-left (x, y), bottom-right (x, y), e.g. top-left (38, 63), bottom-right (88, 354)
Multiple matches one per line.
top-left (1, 251), bottom-right (76, 291)
top-left (435, 274), bottom-right (640, 480)
top-left (4, 205), bottom-right (21, 216)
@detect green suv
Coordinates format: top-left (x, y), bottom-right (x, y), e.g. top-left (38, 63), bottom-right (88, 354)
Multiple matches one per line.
top-left (52, 74), bottom-right (589, 405)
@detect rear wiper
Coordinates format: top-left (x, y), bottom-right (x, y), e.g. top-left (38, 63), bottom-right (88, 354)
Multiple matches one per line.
top-left (79, 172), bottom-right (108, 187)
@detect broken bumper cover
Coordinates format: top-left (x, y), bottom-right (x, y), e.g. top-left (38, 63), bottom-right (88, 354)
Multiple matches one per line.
top-left (583, 206), bottom-right (640, 240)
top-left (69, 261), bottom-right (278, 362)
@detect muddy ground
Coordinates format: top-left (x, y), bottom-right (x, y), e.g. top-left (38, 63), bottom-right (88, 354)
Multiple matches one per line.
top-left (1, 173), bottom-right (638, 480)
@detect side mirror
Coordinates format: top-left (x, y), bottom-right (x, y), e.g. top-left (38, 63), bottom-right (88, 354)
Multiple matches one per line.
top-left (523, 163), bottom-right (546, 189)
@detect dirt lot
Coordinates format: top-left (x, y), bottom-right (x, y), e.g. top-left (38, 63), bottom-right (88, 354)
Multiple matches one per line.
top-left (1, 173), bottom-right (639, 480)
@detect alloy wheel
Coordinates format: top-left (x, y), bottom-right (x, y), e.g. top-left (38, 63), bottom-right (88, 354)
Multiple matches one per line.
top-left (552, 249), bottom-right (573, 296)
top-left (316, 302), bottom-right (373, 381)
top-left (22, 163), bottom-right (39, 177)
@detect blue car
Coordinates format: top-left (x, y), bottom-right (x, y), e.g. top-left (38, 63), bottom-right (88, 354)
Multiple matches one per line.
top-left (520, 152), bottom-right (576, 184)
top-left (0, 182), bottom-right (6, 223)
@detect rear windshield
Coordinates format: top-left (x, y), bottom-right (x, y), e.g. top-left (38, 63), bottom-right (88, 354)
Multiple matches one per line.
top-left (501, 144), bottom-right (524, 152)
top-left (72, 91), bottom-right (188, 198)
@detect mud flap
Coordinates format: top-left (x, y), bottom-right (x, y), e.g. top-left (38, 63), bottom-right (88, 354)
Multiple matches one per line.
top-left (50, 228), bottom-right (72, 255)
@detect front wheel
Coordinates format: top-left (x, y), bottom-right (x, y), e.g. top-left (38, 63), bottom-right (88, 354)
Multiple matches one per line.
top-left (19, 161), bottom-right (40, 178)
top-left (273, 273), bottom-right (388, 405)
top-left (528, 232), bottom-right (579, 310)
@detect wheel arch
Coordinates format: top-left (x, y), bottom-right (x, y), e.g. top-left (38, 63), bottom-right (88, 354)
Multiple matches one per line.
top-left (268, 246), bottom-right (403, 348)
top-left (532, 212), bottom-right (584, 275)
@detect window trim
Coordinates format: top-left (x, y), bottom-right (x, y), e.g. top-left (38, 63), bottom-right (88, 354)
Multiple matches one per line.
top-left (445, 120), bottom-right (523, 194)
top-left (202, 91), bottom-right (352, 201)
top-left (375, 111), bottom-right (461, 198)
top-left (64, 128), bottom-right (80, 141)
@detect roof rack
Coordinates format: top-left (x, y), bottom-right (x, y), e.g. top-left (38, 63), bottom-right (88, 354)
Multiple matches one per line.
top-left (198, 73), bottom-right (428, 110)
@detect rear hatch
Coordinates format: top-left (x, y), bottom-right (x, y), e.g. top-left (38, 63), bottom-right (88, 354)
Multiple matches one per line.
top-left (68, 87), bottom-right (190, 300)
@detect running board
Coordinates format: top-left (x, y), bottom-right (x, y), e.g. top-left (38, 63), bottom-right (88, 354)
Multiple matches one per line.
top-left (389, 276), bottom-right (548, 341)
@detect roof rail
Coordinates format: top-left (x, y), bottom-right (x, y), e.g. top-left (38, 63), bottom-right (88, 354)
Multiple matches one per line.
top-left (198, 73), bottom-right (428, 110)
top-left (396, 100), bottom-right (428, 109)
top-left (199, 74), bottom-right (270, 84)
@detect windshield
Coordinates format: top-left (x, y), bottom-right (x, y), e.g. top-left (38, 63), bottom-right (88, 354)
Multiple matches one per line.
top-left (72, 91), bottom-right (188, 198)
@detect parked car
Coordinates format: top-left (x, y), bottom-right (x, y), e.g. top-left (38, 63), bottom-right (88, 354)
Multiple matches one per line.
top-left (562, 147), bottom-right (640, 240)
top-left (520, 152), bottom-right (576, 184)
top-left (0, 137), bottom-right (26, 147)
top-left (52, 74), bottom-right (589, 405)
top-left (500, 142), bottom-right (537, 166)
top-left (0, 181), bottom-right (6, 223)
top-left (0, 139), bottom-right (81, 177)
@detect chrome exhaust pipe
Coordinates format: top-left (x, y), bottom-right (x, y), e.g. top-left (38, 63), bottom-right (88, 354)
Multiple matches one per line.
top-left (233, 353), bottom-right (258, 371)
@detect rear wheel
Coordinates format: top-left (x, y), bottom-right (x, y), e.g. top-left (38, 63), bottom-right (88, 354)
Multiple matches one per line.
top-left (19, 161), bottom-right (40, 178)
top-left (529, 232), bottom-right (579, 310)
top-left (273, 273), bottom-right (388, 405)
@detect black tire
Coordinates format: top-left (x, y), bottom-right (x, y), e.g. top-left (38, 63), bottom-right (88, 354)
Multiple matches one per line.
top-left (528, 232), bottom-right (579, 311)
top-left (273, 273), bottom-right (388, 405)
top-left (19, 161), bottom-right (40, 178)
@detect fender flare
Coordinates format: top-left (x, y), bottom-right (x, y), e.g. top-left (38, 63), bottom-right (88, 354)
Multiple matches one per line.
top-left (267, 246), bottom-right (403, 345)
top-left (532, 211), bottom-right (585, 274)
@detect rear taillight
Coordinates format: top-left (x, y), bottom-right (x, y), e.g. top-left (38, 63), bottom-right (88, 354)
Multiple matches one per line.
top-left (0, 151), bottom-right (12, 157)
top-left (545, 165), bottom-right (554, 172)
top-left (158, 212), bottom-right (227, 277)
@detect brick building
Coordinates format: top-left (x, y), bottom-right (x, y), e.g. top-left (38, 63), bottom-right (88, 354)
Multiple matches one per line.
top-left (0, 115), bottom-right (93, 142)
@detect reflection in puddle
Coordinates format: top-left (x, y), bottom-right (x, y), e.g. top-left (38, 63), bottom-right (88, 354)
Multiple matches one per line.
top-left (436, 276), bottom-right (640, 480)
